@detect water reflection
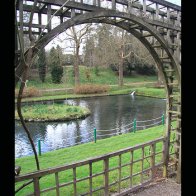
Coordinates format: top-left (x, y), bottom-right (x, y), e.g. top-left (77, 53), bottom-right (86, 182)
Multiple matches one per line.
top-left (15, 95), bottom-right (166, 158)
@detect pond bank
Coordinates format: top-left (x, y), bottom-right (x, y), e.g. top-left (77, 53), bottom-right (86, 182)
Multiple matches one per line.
top-left (16, 86), bottom-right (166, 103)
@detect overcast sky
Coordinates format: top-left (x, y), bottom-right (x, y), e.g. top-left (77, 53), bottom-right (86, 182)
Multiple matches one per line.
top-left (167, 0), bottom-right (181, 6)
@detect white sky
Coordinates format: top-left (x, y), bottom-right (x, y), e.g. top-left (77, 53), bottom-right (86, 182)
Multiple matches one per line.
top-left (167, 0), bottom-right (181, 6)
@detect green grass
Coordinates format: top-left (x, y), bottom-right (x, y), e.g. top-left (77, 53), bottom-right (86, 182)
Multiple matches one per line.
top-left (15, 124), bottom-right (167, 195)
top-left (135, 87), bottom-right (166, 98)
top-left (15, 104), bottom-right (91, 121)
top-left (15, 66), bottom-right (162, 102)
top-left (16, 66), bottom-right (157, 90)
top-left (17, 86), bottom-right (165, 103)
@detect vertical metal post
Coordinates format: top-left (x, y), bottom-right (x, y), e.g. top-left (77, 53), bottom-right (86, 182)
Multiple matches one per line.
top-left (38, 12), bottom-right (42, 34)
top-left (162, 114), bottom-right (165, 125)
top-left (133, 118), bottom-right (136, 133)
top-left (94, 128), bottom-right (97, 143)
top-left (112, 0), bottom-right (116, 10)
top-left (38, 139), bottom-right (41, 156)
top-left (71, 0), bottom-right (76, 18)
top-left (128, 0), bottom-right (133, 14)
top-left (155, 3), bottom-right (159, 20)
top-left (19, 0), bottom-right (24, 51)
top-left (80, 0), bottom-right (83, 14)
top-left (97, 0), bottom-right (101, 7)
top-left (143, 0), bottom-right (146, 15)
top-left (167, 7), bottom-right (170, 23)
top-left (47, 4), bottom-right (51, 32)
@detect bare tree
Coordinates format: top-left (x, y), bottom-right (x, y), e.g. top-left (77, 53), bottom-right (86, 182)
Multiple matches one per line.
top-left (112, 28), bottom-right (135, 86)
top-left (58, 24), bottom-right (92, 86)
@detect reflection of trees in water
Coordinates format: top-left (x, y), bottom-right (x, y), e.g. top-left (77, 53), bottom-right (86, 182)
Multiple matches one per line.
top-left (15, 95), bottom-right (166, 157)
top-left (15, 122), bottom-right (47, 142)
top-left (50, 123), bottom-right (59, 129)
top-left (135, 98), bottom-right (164, 120)
top-left (89, 98), bottom-right (101, 129)
top-left (75, 120), bottom-right (81, 143)
top-left (116, 95), bottom-right (123, 134)
top-left (97, 96), bottom-right (118, 130)
top-left (15, 122), bottom-right (48, 158)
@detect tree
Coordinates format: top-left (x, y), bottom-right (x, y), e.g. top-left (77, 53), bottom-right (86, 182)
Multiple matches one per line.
top-left (95, 24), bottom-right (114, 68)
top-left (48, 47), bottom-right (59, 69)
top-left (51, 66), bottom-right (64, 83)
top-left (111, 28), bottom-right (133, 86)
top-left (116, 30), bottom-right (129, 86)
top-left (56, 44), bottom-right (64, 66)
top-left (48, 46), bottom-right (64, 83)
top-left (38, 48), bottom-right (47, 82)
top-left (64, 54), bottom-right (74, 65)
top-left (83, 36), bottom-right (95, 67)
top-left (65, 24), bottom-right (92, 86)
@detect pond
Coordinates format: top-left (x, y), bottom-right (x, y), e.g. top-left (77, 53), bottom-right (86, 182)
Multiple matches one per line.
top-left (15, 95), bottom-right (166, 158)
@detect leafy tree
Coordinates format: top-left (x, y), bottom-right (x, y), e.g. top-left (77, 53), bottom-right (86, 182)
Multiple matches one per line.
top-left (56, 44), bottom-right (64, 65)
top-left (38, 48), bottom-right (47, 82)
top-left (135, 63), bottom-right (156, 75)
top-left (51, 66), bottom-right (64, 83)
top-left (83, 36), bottom-right (95, 67)
top-left (48, 47), bottom-right (60, 69)
top-left (96, 24), bottom-right (114, 68)
top-left (48, 46), bottom-right (64, 83)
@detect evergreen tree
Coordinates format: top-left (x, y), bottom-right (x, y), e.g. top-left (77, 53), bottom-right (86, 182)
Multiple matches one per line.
top-left (51, 66), bottom-right (63, 83)
top-left (83, 36), bottom-right (95, 67)
top-left (56, 44), bottom-right (64, 66)
top-left (48, 46), bottom-right (64, 83)
top-left (48, 47), bottom-right (59, 69)
top-left (38, 48), bottom-right (47, 82)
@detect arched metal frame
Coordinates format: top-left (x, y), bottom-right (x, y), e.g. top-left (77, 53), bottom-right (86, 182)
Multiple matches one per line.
top-left (18, 10), bottom-right (181, 179)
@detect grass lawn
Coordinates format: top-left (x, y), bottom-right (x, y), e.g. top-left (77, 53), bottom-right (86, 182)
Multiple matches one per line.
top-left (15, 66), bottom-right (163, 102)
top-left (15, 104), bottom-right (91, 122)
top-left (15, 124), bottom-right (170, 195)
top-left (16, 66), bottom-right (158, 90)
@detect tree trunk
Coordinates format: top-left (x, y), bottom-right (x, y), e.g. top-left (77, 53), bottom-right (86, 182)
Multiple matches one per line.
top-left (118, 50), bottom-right (124, 87)
top-left (74, 44), bottom-right (80, 86)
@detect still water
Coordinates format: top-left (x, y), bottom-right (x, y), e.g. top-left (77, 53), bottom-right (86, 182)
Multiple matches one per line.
top-left (15, 95), bottom-right (166, 158)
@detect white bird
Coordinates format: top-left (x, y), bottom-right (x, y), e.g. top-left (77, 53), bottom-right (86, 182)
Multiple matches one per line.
top-left (130, 91), bottom-right (135, 96)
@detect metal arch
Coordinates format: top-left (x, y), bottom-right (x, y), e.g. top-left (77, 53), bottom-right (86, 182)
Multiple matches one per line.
top-left (26, 10), bottom-right (180, 179)
top-left (15, 7), bottom-right (181, 182)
